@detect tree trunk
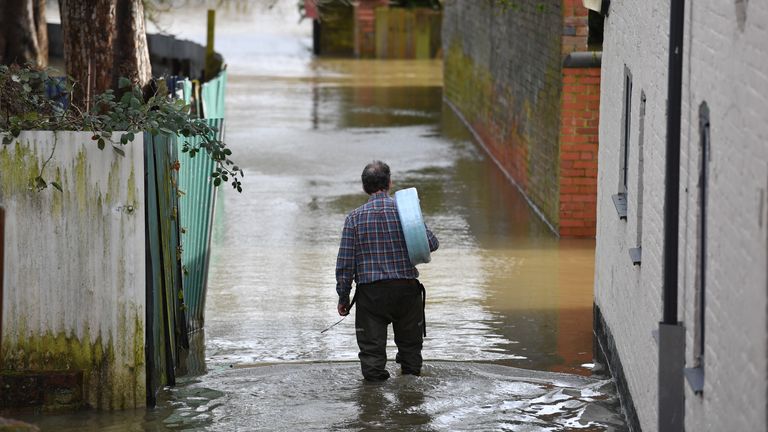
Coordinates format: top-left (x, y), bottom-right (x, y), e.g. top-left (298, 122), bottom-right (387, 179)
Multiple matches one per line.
top-left (33, 0), bottom-right (48, 66)
top-left (59, 0), bottom-right (151, 110)
top-left (0, 0), bottom-right (48, 68)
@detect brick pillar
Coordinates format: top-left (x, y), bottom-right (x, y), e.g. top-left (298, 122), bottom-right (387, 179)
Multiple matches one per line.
top-left (557, 0), bottom-right (598, 237)
top-left (354, 0), bottom-right (388, 57)
top-left (561, 0), bottom-right (589, 55)
top-left (559, 66), bottom-right (600, 237)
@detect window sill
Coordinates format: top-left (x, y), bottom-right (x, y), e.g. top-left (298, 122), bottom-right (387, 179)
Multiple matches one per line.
top-left (629, 247), bottom-right (641, 265)
top-left (612, 193), bottom-right (627, 220)
top-left (684, 367), bottom-right (704, 395)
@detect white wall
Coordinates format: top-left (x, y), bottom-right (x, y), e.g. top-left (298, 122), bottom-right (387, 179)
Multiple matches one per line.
top-left (0, 131), bottom-right (146, 409)
top-left (596, 1), bottom-right (768, 431)
top-left (595, 1), bottom-right (670, 429)
top-left (679, 1), bottom-right (768, 430)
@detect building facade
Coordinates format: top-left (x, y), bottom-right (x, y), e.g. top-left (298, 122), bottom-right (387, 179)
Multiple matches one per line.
top-left (594, 0), bottom-right (768, 430)
top-left (442, 0), bottom-right (601, 237)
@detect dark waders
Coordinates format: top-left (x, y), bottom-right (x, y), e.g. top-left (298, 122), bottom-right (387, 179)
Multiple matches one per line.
top-left (354, 279), bottom-right (425, 381)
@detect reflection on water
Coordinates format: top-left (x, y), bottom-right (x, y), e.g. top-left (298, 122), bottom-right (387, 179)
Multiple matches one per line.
top-left (205, 66), bottom-right (596, 373)
top-left (11, 1), bottom-right (622, 430)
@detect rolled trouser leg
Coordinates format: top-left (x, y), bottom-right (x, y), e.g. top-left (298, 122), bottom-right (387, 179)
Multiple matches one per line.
top-left (392, 289), bottom-right (423, 375)
top-left (356, 289), bottom-right (390, 381)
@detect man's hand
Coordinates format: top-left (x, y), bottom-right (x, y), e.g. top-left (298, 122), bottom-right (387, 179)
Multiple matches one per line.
top-left (337, 303), bottom-right (349, 316)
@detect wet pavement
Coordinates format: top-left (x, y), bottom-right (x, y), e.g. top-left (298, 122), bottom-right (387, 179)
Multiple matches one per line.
top-left (15, 1), bottom-right (626, 430)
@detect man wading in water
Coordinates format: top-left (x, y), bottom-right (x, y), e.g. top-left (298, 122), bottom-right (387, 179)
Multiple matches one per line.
top-left (335, 161), bottom-right (439, 381)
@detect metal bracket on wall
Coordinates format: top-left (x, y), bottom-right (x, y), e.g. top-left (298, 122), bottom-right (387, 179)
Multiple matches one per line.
top-left (612, 193), bottom-right (627, 220)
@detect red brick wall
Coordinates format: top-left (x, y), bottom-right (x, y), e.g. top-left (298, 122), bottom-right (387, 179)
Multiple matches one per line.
top-left (354, 0), bottom-right (388, 57)
top-left (562, 0), bottom-right (589, 55)
top-left (559, 67), bottom-right (600, 237)
top-left (444, 0), bottom-right (600, 237)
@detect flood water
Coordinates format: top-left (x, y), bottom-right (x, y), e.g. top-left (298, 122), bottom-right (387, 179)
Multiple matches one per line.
top-left (16, 1), bottom-right (625, 430)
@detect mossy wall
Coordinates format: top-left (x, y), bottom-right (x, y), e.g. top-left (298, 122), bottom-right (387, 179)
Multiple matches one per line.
top-left (442, 0), bottom-right (564, 231)
top-left (0, 132), bottom-right (146, 409)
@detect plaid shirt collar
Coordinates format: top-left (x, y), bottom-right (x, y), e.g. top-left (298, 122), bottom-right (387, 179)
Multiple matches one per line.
top-left (368, 190), bottom-right (390, 201)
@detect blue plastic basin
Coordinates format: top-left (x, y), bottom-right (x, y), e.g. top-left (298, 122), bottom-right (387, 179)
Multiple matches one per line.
top-left (394, 187), bottom-right (431, 266)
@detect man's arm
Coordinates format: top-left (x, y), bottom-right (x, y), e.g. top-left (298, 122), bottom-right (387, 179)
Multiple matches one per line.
top-left (425, 224), bottom-right (439, 252)
top-left (335, 215), bottom-right (356, 315)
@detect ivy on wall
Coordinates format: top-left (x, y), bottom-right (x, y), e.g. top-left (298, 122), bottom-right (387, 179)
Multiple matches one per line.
top-left (0, 64), bottom-right (243, 192)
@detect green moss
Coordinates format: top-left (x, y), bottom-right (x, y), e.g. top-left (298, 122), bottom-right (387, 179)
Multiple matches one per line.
top-left (0, 141), bottom-right (39, 196)
top-left (51, 166), bottom-right (63, 217)
top-left (1, 314), bottom-right (145, 410)
top-left (74, 148), bottom-right (88, 213)
top-left (105, 159), bottom-right (121, 206)
top-left (127, 167), bottom-right (137, 208)
top-left (444, 36), bottom-right (564, 228)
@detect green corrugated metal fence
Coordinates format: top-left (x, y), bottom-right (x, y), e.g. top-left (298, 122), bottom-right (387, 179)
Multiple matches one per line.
top-left (144, 132), bottom-right (189, 406)
top-left (176, 118), bottom-right (223, 331)
top-left (176, 69), bottom-right (226, 332)
top-left (202, 70), bottom-right (227, 119)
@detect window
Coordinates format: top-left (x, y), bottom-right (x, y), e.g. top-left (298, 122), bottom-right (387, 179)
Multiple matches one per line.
top-left (694, 102), bottom-right (710, 367)
top-left (686, 101), bottom-right (710, 395)
top-left (629, 92), bottom-right (646, 266)
top-left (620, 67), bottom-right (633, 194)
top-left (612, 66), bottom-right (632, 219)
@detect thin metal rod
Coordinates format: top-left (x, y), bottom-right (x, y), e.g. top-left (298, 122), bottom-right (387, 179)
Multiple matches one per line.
top-left (320, 316), bottom-right (347, 334)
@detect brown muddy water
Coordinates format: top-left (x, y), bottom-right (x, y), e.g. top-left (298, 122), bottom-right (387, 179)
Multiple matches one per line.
top-left (14, 1), bottom-right (625, 430)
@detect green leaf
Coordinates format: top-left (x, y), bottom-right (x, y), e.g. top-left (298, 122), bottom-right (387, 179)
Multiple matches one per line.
top-left (97, 138), bottom-right (106, 150)
top-left (34, 176), bottom-right (47, 190)
top-left (51, 181), bottom-right (63, 192)
top-left (118, 77), bottom-right (132, 89)
top-left (112, 146), bottom-right (126, 157)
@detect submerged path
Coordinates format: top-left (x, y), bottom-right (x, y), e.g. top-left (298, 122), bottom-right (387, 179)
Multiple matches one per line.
top-left (19, 2), bottom-right (626, 430)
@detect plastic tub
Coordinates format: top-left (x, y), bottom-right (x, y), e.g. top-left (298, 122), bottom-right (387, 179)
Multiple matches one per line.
top-left (394, 187), bottom-right (431, 266)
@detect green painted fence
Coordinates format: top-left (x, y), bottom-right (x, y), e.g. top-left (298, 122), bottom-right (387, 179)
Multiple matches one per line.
top-left (144, 132), bottom-right (189, 406)
top-left (201, 70), bottom-right (227, 119)
top-left (177, 70), bottom-right (226, 332)
top-left (375, 8), bottom-right (442, 59)
top-left (144, 70), bottom-right (227, 404)
top-left (176, 118), bottom-right (223, 331)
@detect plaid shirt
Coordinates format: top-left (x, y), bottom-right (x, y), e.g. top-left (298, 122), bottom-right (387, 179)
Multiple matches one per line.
top-left (336, 191), bottom-right (439, 302)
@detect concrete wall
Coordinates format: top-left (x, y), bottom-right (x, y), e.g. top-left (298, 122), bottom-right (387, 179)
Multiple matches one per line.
top-left (0, 132), bottom-right (146, 410)
top-left (595, 1), bottom-right (768, 430)
top-left (442, 0), bottom-right (597, 237)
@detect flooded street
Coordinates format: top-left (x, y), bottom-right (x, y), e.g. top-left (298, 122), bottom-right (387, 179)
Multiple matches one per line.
top-left (17, 2), bottom-right (625, 430)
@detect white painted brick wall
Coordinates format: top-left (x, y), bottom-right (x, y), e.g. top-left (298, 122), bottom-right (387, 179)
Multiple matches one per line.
top-left (596, 1), bottom-right (768, 431)
top-left (680, 0), bottom-right (768, 431)
top-left (595, 1), bottom-right (670, 429)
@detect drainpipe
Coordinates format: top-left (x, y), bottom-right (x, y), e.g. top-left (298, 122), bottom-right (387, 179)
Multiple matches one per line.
top-left (658, 0), bottom-right (686, 431)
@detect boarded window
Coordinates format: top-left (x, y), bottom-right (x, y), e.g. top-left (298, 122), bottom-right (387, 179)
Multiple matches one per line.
top-left (619, 66), bottom-right (633, 195)
top-left (694, 101), bottom-right (710, 368)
